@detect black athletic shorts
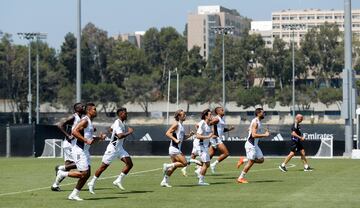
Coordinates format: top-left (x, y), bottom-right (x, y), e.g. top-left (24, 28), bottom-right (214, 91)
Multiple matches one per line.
top-left (290, 140), bottom-right (304, 152)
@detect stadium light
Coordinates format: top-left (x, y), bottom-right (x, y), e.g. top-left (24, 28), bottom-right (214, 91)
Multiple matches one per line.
top-left (76, 0), bottom-right (82, 102)
top-left (17, 32), bottom-right (46, 124)
top-left (211, 26), bottom-right (234, 110)
top-left (281, 24), bottom-right (305, 121)
top-left (166, 67), bottom-right (179, 125)
top-left (35, 33), bottom-right (47, 124)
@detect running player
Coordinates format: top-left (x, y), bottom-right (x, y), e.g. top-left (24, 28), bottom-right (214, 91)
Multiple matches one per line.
top-left (237, 108), bottom-right (270, 184)
top-left (160, 109), bottom-right (195, 187)
top-left (57, 103), bottom-right (106, 201)
top-left (51, 102), bottom-right (84, 192)
top-left (87, 107), bottom-right (134, 194)
top-left (209, 106), bottom-right (234, 173)
top-left (196, 109), bottom-right (217, 185)
top-left (279, 114), bottom-right (313, 172)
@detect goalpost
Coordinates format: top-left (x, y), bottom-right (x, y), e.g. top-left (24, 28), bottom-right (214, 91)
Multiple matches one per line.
top-left (313, 137), bottom-right (333, 159)
top-left (39, 139), bottom-right (63, 158)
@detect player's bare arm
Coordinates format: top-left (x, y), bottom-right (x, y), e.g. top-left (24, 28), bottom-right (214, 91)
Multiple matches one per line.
top-left (72, 119), bottom-right (93, 145)
top-left (116, 127), bottom-right (134, 139)
top-left (57, 115), bottom-right (75, 139)
top-left (251, 123), bottom-right (270, 138)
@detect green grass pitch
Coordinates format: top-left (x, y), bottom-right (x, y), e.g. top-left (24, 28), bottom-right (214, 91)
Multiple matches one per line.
top-left (0, 157), bottom-right (359, 208)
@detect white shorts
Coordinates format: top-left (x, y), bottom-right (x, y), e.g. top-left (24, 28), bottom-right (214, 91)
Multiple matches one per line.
top-left (169, 146), bottom-right (182, 156)
top-left (198, 147), bottom-right (210, 163)
top-left (210, 137), bottom-right (223, 148)
top-left (102, 143), bottom-right (130, 165)
top-left (72, 146), bottom-right (91, 171)
top-left (62, 139), bottom-right (75, 162)
top-left (245, 141), bottom-right (263, 160)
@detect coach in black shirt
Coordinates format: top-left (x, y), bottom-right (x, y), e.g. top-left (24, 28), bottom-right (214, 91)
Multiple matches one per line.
top-left (278, 114), bottom-right (313, 172)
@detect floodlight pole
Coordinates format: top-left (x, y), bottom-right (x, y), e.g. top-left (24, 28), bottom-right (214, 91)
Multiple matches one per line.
top-left (343, 0), bottom-right (355, 156)
top-left (211, 26), bottom-right (234, 110)
top-left (76, 0), bottom-right (82, 102)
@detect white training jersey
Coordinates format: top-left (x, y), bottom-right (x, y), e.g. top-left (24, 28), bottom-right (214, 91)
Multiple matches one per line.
top-left (196, 119), bottom-right (212, 148)
top-left (169, 121), bottom-right (185, 150)
top-left (75, 115), bottom-right (94, 151)
top-left (110, 119), bottom-right (126, 148)
top-left (214, 115), bottom-right (225, 139)
top-left (247, 117), bottom-right (262, 146)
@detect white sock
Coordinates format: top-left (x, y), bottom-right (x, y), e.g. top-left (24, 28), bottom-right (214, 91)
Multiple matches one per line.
top-left (71, 188), bottom-right (80, 196)
top-left (189, 159), bottom-right (201, 165)
top-left (304, 164), bottom-right (309, 169)
top-left (199, 175), bottom-right (204, 183)
top-left (89, 176), bottom-right (98, 185)
top-left (182, 166), bottom-right (187, 171)
top-left (54, 170), bottom-right (68, 186)
top-left (244, 158), bottom-right (249, 163)
top-left (166, 163), bottom-right (175, 169)
top-left (239, 171), bottom-right (246, 179)
top-left (60, 170), bottom-right (69, 177)
top-left (281, 163), bottom-right (286, 167)
top-left (116, 172), bottom-right (126, 183)
top-left (58, 165), bottom-right (66, 171)
top-left (211, 160), bottom-right (219, 166)
top-left (163, 175), bottom-right (169, 182)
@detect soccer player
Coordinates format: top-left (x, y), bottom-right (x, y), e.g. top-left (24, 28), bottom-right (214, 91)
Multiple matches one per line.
top-left (180, 124), bottom-right (202, 177)
top-left (279, 114), bottom-right (313, 172)
top-left (56, 103), bottom-right (105, 201)
top-left (237, 108), bottom-right (270, 184)
top-left (87, 107), bottom-right (134, 194)
top-left (51, 102), bottom-right (84, 192)
top-left (209, 106), bottom-right (234, 173)
top-left (196, 109), bottom-right (217, 185)
top-left (160, 109), bottom-right (195, 187)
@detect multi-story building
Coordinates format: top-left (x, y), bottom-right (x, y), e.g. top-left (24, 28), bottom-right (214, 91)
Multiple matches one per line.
top-left (271, 9), bottom-right (360, 47)
top-left (114, 31), bottom-right (145, 48)
top-left (187, 5), bottom-right (250, 59)
top-left (249, 21), bottom-right (273, 48)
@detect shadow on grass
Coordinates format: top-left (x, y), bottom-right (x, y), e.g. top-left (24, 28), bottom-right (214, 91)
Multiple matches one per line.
top-left (85, 196), bottom-right (127, 200)
top-left (176, 181), bottom-right (231, 187)
top-left (116, 190), bottom-right (154, 194)
top-left (250, 180), bottom-right (283, 183)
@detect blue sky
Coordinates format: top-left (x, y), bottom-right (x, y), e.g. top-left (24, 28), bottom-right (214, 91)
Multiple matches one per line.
top-left (1, 0), bottom-right (360, 50)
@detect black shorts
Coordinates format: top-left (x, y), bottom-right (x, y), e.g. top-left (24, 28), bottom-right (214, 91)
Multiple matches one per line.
top-left (290, 140), bottom-right (304, 152)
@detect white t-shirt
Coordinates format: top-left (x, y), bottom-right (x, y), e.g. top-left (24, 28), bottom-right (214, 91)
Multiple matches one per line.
top-left (196, 120), bottom-right (212, 148)
top-left (247, 117), bottom-right (262, 146)
top-left (110, 119), bottom-right (126, 148)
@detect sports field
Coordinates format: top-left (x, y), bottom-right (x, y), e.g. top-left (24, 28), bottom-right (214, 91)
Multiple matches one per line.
top-left (0, 157), bottom-right (359, 208)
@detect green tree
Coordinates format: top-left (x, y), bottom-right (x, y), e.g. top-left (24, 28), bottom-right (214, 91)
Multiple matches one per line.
top-left (107, 40), bottom-right (149, 88)
top-left (58, 33), bottom-right (77, 83)
top-left (124, 75), bottom-right (160, 117)
top-left (236, 87), bottom-right (265, 109)
top-left (317, 87), bottom-right (342, 107)
top-left (81, 22), bottom-right (114, 84)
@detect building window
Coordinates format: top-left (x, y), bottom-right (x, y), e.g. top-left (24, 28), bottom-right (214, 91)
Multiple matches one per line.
top-left (290, 16), bottom-right (297, 20)
top-left (317, 16), bottom-right (325, 20)
top-left (334, 15), bottom-right (342, 19)
top-left (299, 15), bottom-right (307, 20)
top-left (272, 16), bottom-right (280, 20)
top-left (307, 15), bottom-right (315, 20)
top-left (325, 15), bottom-right (333, 19)
top-left (272, 24), bottom-right (280, 29)
top-left (353, 15), bottom-right (360, 19)
top-left (282, 16), bottom-right (289, 20)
